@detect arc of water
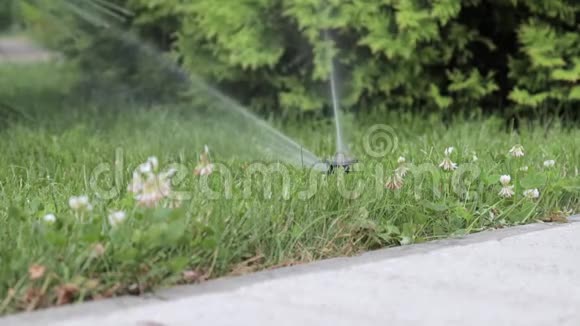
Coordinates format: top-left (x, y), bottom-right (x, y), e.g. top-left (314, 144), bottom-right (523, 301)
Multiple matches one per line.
top-left (188, 75), bottom-right (320, 167)
top-left (50, 2), bottom-right (322, 168)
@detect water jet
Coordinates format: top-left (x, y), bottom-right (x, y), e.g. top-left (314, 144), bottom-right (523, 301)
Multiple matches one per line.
top-left (325, 31), bottom-right (358, 173)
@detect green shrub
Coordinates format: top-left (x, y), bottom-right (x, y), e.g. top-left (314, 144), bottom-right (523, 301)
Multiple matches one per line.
top-left (172, 0), bottom-right (496, 114)
top-left (129, 0), bottom-right (576, 117)
top-left (509, 15), bottom-right (580, 112)
top-left (18, 0), bottom-right (580, 117)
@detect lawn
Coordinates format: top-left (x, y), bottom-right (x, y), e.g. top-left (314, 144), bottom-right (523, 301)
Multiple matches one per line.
top-left (0, 63), bottom-right (579, 313)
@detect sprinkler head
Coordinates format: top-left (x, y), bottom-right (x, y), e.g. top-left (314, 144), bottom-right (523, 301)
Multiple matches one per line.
top-left (324, 152), bottom-right (358, 174)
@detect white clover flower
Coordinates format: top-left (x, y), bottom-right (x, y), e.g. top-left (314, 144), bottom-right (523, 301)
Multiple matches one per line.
top-left (509, 145), bottom-right (525, 158)
top-left (69, 196), bottom-right (81, 211)
top-left (196, 164), bottom-right (214, 176)
top-left (523, 188), bottom-right (540, 199)
top-left (135, 174), bottom-right (172, 207)
top-left (385, 173), bottom-right (404, 190)
top-left (138, 162), bottom-right (153, 174)
top-left (498, 175), bottom-right (514, 198)
top-left (544, 160), bottom-right (556, 168)
top-left (500, 175), bottom-right (511, 186)
top-left (439, 157), bottom-right (457, 171)
top-left (395, 156), bottom-right (409, 177)
top-left (43, 213), bottom-right (56, 223)
top-left (69, 195), bottom-right (93, 212)
top-left (195, 145), bottom-right (214, 176)
top-left (520, 166), bottom-right (529, 172)
top-left (147, 156), bottom-right (159, 171)
top-left (395, 165), bottom-right (410, 178)
top-left (78, 195), bottom-right (89, 206)
top-left (108, 211), bottom-right (126, 227)
top-left (129, 157), bottom-right (177, 207)
top-left (499, 185), bottom-right (515, 198)
top-left (440, 147), bottom-right (457, 170)
top-left (472, 153), bottom-right (478, 162)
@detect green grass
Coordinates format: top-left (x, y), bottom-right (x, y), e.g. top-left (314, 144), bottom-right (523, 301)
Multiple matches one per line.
top-left (0, 63), bottom-right (579, 314)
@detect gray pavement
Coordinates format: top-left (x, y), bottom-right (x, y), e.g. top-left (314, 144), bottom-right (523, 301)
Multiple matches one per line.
top-left (0, 36), bottom-right (53, 63)
top-left (2, 216), bottom-right (580, 326)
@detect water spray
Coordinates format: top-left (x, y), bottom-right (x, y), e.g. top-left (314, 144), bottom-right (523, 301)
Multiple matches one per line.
top-left (32, 0), bottom-right (322, 169)
top-left (30, 2), bottom-right (357, 174)
top-left (323, 31), bottom-right (358, 174)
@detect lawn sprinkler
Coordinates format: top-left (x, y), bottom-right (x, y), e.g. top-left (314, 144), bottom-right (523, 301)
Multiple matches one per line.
top-left (323, 152), bottom-right (358, 174)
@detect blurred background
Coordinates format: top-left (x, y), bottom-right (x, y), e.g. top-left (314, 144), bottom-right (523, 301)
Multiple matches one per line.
top-left (1, 0), bottom-right (578, 123)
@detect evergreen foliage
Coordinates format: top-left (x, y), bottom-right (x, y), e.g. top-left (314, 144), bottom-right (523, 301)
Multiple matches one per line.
top-left (509, 14), bottom-right (580, 112)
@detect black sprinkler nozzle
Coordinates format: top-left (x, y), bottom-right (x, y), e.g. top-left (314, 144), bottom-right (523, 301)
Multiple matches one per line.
top-left (323, 152), bottom-right (358, 174)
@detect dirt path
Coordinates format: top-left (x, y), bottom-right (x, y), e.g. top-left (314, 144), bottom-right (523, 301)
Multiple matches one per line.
top-left (0, 36), bottom-right (54, 63)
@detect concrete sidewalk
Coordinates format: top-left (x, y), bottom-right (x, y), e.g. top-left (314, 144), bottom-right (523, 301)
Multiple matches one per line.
top-left (2, 216), bottom-right (580, 326)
